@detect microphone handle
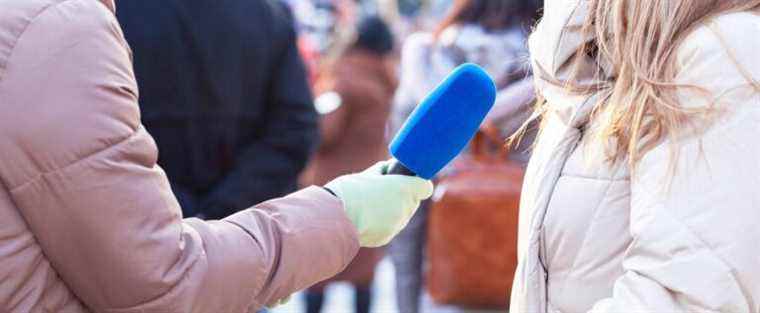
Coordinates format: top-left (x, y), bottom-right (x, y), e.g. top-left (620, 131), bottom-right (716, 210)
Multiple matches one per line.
top-left (387, 160), bottom-right (417, 176)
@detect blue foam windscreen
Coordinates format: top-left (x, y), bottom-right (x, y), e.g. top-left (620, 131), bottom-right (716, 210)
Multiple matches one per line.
top-left (389, 63), bottom-right (496, 179)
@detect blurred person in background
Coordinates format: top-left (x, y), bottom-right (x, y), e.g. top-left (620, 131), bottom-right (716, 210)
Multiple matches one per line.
top-left (287, 0), bottom-right (358, 85)
top-left (300, 16), bottom-right (397, 313)
top-left (116, 1), bottom-right (317, 220)
top-left (512, 0), bottom-right (760, 311)
top-left (377, 0), bottom-right (452, 41)
top-left (388, 0), bottom-right (541, 312)
top-left (0, 0), bottom-right (434, 312)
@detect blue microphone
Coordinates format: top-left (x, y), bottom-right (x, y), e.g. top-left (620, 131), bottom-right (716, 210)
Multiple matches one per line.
top-left (388, 63), bottom-right (497, 179)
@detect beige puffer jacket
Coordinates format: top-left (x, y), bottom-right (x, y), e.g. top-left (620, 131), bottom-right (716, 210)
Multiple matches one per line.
top-left (0, 1), bottom-right (359, 312)
top-left (511, 1), bottom-right (760, 312)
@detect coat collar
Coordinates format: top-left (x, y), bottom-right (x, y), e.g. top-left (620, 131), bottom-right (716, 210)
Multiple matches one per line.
top-left (528, 0), bottom-right (609, 129)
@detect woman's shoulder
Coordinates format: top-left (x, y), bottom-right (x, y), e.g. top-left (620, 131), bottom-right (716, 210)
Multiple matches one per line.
top-left (676, 11), bottom-right (760, 103)
top-left (709, 10), bottom-right (760, 34)
top-left (678, 11), bottom-right (760, 71)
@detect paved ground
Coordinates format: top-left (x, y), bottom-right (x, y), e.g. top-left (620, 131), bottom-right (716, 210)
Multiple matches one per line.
top-left (271, 259), bottom-right (502, 313)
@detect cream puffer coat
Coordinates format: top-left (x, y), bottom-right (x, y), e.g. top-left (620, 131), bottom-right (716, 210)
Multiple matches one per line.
top-left (511, 1), bottom-right (760, 312)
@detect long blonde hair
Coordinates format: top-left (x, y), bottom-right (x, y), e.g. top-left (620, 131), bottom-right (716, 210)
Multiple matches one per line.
top-left (532, 0), bottom-right (760, 169)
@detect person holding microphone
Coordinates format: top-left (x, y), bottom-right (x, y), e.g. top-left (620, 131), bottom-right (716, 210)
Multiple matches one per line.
top-left (0, 1), bottom-right (432, 312)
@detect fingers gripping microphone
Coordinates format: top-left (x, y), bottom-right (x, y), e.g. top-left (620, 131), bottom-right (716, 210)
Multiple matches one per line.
top-left (388, 63), bottom-right (497, 179)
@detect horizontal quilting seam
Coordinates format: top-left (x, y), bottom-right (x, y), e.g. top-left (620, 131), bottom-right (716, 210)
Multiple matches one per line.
top-left (8, 128), bottom-right (141, 193)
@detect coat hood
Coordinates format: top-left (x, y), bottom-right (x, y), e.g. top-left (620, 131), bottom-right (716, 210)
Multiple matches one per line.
top-left (528, 0), bottom-right (600, 129)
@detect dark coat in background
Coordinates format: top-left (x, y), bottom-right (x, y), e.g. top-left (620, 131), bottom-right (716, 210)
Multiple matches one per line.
top-left (116, 0), bottom-right (318, 219)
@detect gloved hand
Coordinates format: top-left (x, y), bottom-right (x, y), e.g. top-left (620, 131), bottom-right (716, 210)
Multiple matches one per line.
top-left (325, 160), bottom-right (434, 247)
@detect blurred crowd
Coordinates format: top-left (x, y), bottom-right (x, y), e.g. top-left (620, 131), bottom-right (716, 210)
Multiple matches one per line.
top-left (116, 0), bottom-right (542, 312)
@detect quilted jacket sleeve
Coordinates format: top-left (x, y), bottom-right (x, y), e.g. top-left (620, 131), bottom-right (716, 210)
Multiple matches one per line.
top-left (590, 14), bottom-right (760, 313)
top-left (0, 1), bottom-right (358, 312)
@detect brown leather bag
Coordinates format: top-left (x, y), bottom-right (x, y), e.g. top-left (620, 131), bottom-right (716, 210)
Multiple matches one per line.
top-left (426, 128), bottom-right (524, 309)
